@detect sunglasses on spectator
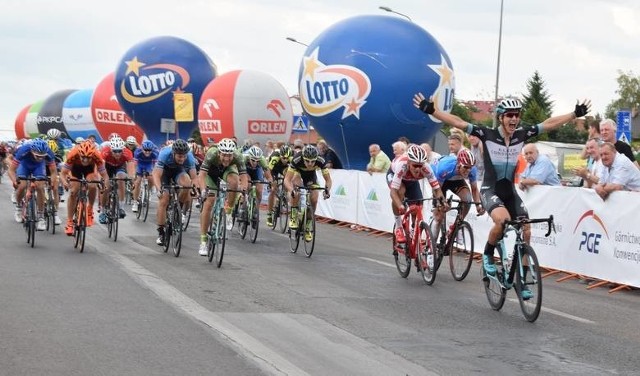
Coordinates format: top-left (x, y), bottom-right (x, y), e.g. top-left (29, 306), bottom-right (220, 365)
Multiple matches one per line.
top-left (504, 112), bottom-right (520, 119)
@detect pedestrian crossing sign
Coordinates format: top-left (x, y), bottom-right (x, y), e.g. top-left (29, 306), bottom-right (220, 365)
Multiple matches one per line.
top-left (292, 115), bottom-right (309, 133)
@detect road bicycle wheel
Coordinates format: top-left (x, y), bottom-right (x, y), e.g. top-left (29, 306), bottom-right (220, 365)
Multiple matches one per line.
top-left (515, 244), bottom-right (543, 322)
top-left (417, 221), bottom-right (436, 285)
top-left (271, 197), bottom-right (280, 230)
top-left (214, 210), bottom-right (226, 268)
top-left (172, 202), bottom-right (183, 257)
top-left (112, 198), bottom-right (119, 242)
top-left (27, 198), bottom-right (36, 248)
top-left (125, 181), bottom-right (133, 205)
top-left (207, 208), bottom-right (217, 263)
top-left (163, 206), bottom-right (172, 254)
top-left (303, 208), bottom-right (316, 258)
top-left (142, 185), bottom-right (150, 222)
top-left (237, 200), bottom-right (248, 240)
top-left (49, 196), bottom-right (56, 235)
top-left (182, 199), bottom-right (193, 231)
top-left (288, 217), bottom-right (300, 253)
top-left (136, 187), bottom-right (144, 220)
top-left (107, 194), bottom-right (115, 239)
top-left (393, 224), bottom-right (411, 278)
top-left (278, 194), bottom-right (289, 234)
top-left (74, 200), bottom-right (86, 251)
top-left (248, 196), bottom-right (259, 244)
top-left (482, 247), bottom-right (507, 311)
top-left (449, 221), bottom-right (474, 281)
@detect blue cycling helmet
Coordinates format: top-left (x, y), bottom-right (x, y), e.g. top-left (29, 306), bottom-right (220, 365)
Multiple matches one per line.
top-left (141, 140), bottom-right (155, 151)
top-left (30, 139), bottom-right (49, 156)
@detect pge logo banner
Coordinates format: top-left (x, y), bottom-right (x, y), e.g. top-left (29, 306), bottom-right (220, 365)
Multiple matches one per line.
top-left (573, 210), bottom-right (609, 254)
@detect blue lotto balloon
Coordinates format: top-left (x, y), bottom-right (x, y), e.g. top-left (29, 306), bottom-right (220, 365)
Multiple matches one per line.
top-left (298, 15), bottom-right (455, 170)
top-left (62, 89), bottom-right (98, 142)
top-left (114, 36), bottom-right (217, 146)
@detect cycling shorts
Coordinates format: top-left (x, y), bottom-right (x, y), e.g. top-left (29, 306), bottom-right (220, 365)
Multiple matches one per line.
top-left (480, 179), bottom-right (528, 219)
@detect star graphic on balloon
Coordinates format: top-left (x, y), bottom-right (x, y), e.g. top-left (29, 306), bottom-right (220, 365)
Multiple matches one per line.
top-left (428, 55), bottom-right (454, 88)
top-left (345, 97), bottom-right (364, 118)
top-left (125, 57), bottom-right (146, 76)
top-left (302, 48), bottom-right (322, 79)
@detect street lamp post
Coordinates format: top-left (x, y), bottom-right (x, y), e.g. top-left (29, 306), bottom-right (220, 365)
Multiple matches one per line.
top-left (493, 0), bottom-right (504, 128)
top-left (378, 6), bottom-right (412, 22)
top-left (285, 37), bottom-right (308, 47)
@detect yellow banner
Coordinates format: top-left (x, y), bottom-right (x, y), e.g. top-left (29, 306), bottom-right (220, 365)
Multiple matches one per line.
top-left (174, 93), bottom-right (194, 122)
top-left (563, 153), bottom-right (587, 171)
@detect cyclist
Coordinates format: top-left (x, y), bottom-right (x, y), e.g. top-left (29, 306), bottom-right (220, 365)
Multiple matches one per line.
top-left (125, 136), bottom-right (138, 154)
top-left (413, 93), bottom-right (590, 288)
top-left (283, 144), bottom-right (332, 242)
top-left (197, 138), bottom-right (248, 256)
top-left (131, 140), bottom-right (159, 213)
top-left (45, 139), bottom-right (64, 225)
top-left (265, 144), bottom-right (293, 227)
top-left (430, 149), bottom-right (485, 244)
top-left (389, 144), bottom-right (445, 244)
top-left (187, 138), bottom-right (205, 172)
top-left (153, 139), bottom-right (198, 246)
top-left (239, 145), bottom-right (273, 221)
top-left (8, 139), bottom-right (58, 231)
top-left (98, 136), bottom-right (135, 223)
top-left (61, 141), bottom-right (110, 235)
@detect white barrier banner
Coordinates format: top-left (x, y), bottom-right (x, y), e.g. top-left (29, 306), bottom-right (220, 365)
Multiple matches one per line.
top-left (357, 172), bottom-right (394, 231)
top-left (315, 169), bottom-right (358, 224)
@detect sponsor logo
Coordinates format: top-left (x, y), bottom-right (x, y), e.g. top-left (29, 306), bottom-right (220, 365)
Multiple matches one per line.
top-left (118, 56), bottom-right (190, 104)
top-left (299, 47), bottom-right (371, 119)
top-left (37, 116), bottom-right (63, 124)
top-left (247, 99), bottom-right (288, 135)
top-left (266, 99), bottom-right (285, 117)
top-left (573, 210), bottom-right (609, 254)
top-left (69, 114), bottom-right (83, 121)
top-left (366, 189), bottom-right (378, 201)
top-left (334, 185), bottom-right (347, 196)
top-left (94, 109), bottom-right (135, 126)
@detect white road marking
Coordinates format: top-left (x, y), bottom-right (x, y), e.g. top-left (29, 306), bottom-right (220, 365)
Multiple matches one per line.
top-left (508, 299), bottom-right (596, 324)
top-left (360, 257), bottom-right (397, 268)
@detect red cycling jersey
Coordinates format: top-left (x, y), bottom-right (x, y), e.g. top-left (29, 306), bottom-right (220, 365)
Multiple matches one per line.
top-left (101, 146), bottom-right (133, 167)
top-left (389, 155), bottom-right (440, 190)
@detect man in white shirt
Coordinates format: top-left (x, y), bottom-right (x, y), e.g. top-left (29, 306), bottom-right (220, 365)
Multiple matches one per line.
top-left (573, 137), bottom-right (603, 188)
top-left (594, 142), bottom-right (640, 199)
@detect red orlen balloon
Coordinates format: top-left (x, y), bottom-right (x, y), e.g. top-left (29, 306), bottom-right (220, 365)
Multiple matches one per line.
top-left (91, 72), bottom-right (146, 142)
top-left (14, 104), bottom-right (31, 140)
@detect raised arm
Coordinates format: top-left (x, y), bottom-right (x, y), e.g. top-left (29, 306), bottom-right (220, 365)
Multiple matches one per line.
top-left (540, 100), bottom-right (591, 132)
top-left (412, 92), bottom-right (468, 130)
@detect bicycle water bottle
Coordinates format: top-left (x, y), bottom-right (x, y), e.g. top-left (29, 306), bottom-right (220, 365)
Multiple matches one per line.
top-left (300, 189), bottom-right (307, 211)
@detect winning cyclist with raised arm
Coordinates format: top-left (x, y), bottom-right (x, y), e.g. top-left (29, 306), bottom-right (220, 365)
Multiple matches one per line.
top-left (413, 93), bottom-right (590, 283)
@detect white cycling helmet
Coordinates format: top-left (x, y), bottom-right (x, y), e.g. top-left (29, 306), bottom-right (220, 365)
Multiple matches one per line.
top-left (110, 137), bottom-right (125, 151)
top-left (406, 144), bottom-right (428, 164)
top-left (247, 145), bottom-right (263, 159)
top-left (47, 128), bottom-right (61, 140)
top-left (217, 138), bottom-right (236, 153)
top-left (496, 98), bottom-right (522, 114)
top-left (126, 136), bottom-right (137, 145)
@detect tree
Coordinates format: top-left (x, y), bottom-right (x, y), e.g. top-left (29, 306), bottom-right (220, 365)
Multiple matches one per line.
top-left (441, 99), bottom-right (475, 134)
top-left (522, 71), bottom-right (554, 119)
top-left (521, 100), bottom-right (549, 142)
top-left (605, 70), bottom-right (640, 119)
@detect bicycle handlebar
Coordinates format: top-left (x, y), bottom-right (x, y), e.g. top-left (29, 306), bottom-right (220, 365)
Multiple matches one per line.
top-left (503, 215), bottom-right (555, 237)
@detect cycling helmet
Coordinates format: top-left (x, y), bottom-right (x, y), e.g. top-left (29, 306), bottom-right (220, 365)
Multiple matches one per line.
top-left (47, 128), bottom-right (61, 140)
top-left (141, 140), bottom-right (155, 151)
top-left (495, 98), bottom-right (522, 115)
top-left (110, 137), bottom-right (125, 151)
top-left (78, 140), bottom-right (95, 157)
top-left (217, 138), bottom-right (236, 153)
top-left (247, 145), bottom-right (263, 160)
top-left (457, 148), bottom-right (475, 167)
top-left (406, 144), bottom-right (428, 164)
top-left (75, 136), bottom-right (85, 143)
top-left (172, 139), bottom-right (190, 154)
top-left (302, 145), bottom-right (319, 161)
top-left (126, 136), bottom-right (137, 145)
top-left (108, 132), bottom-right (120, 140)
top-left (279, 145), bottom-right (293, 159)
top-left (47, 139), bottom-right (59, 154)
top-left (30, 139), bottom-right (49, 156)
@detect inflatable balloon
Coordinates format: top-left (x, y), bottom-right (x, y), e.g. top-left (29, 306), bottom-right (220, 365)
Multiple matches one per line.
top-left (24, 100), bottom-right (44, 139)
top-left (14, 104), bottom-right (31, 140)
top-left (198, 70), bottom-right (293, 146)
top-left (114, 36), bottom-right (217, 146)
top-left (37, 89), bottom-right (77, 137)
top-left (62, 89), bottom-right (99, 142)
top-left (92, 72), bottom-right (146, 143)
top-left (298, 15), bottom-right (455, 169)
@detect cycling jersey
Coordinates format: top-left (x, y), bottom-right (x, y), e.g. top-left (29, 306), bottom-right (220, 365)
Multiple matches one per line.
top-left (201, 147), bottom-right (246, 175)
top-left (289, 151), bottom-right (329, 186)
top-left (431, 155), bottom-right (477, 185)
top-left (466, 123), bottom-right (542, 187)
top-left (267, 150), bottom-right (290, 177)
top-left (13, 143), bottom-right (57, 178)
top-left (101, 146), bottom-right (133, 168)
top-left (63, 145), bottom-right (106, 178)
top-left (155, 146), bottom-right (196, 171)
top-left (389, 155), bottom-right (440, 190)
top-left (134, 147), bottom-right (158, 175)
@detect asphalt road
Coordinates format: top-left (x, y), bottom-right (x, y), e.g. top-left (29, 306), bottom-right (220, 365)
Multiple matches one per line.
top-left (0, 181), bottom-right (638, 376)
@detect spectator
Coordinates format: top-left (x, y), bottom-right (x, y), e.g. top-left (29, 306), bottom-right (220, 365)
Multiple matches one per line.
top-left (264, 140), bottom-right (275, 156)
top-left (599, 119), bottom-right (639, 167)
top-left (366, 143), bottom-right (391, 174)
top-left (420, 143), bottom-right (441, 165)
top-left (518, 143), bottom-right (561, 190)
top-left (387, 141), bottom-right (408, 185)
top-left (448, 133), bottom-right (464, 155)
top-left (594, 142), bottom-right (640, 199)
top-left (573, 137), bottom-right (603, 188)
top-left (316, 139), bottom-right (343, 169)
top-left (468, 134), bottom-right (484, 182)
top-left (292, 138), bottom-right (304, 152)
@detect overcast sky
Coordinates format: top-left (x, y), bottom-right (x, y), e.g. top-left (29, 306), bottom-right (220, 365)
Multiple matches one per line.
top-left (1, 0), bottom-right (637, 137)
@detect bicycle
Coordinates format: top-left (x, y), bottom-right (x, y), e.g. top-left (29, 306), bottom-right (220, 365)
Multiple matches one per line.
top-left (43, 177), bottom-right (57, 234)
top-left (68, 177), bottom-right (103, 253)
top-left (181, 188), bottom-right (198, 232)
top-left (392, 197), bottom-right (438, 284)
top-left (233, 180), bottom-right (270, 243)
top-left (161, 184), bottom-right (193, 257)
top-left (125, 179), bottom-right (134, 205)
top-left (288, 185), bottom-right (326, 258)
top-left (270, 177), bottom-right (289, 234)
top-left (105, 177), bottom-right (131, 242)
top-left (204, 181), bottom-right (228, 268)
top-left (429, 197), bottom-right (481, 282)
top-left (135, 172), bottom-right (151, 222)
top-left (20, 176), bottom-right (47, 248)
top-left (482, 215), bottom-right (555, 322)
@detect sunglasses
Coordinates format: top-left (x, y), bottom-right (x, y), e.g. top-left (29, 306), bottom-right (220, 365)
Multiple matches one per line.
top-left (112, 150), bottom-right (123, 154)
top-left (143, 149), bottom-right (152, 152)
top-left (80, 156), bottom-right (91, 161)
top-left (504, 112), bottom-right (520, 119)
top-left (409, 163), bottom-right (423, 169)
top-left (459, 165), bottom-right (472, 170)
top-left (33, 153), bottom-right (46, 160)
top-left (303, 158), bottom-right (316, 164)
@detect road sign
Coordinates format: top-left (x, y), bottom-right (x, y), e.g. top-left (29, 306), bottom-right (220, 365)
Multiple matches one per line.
top-left (616, 110), bottom-right (631, 145)
top-left (292, 115), bottom-right (309, 133)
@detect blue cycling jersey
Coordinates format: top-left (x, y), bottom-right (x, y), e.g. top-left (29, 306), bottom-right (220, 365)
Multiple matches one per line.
top-left (155, 146), bottom-right (196, 170)
top-left (134, 147), bottom-right (159, 163)
top-left (431, 155), bottom-right (477, 185)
